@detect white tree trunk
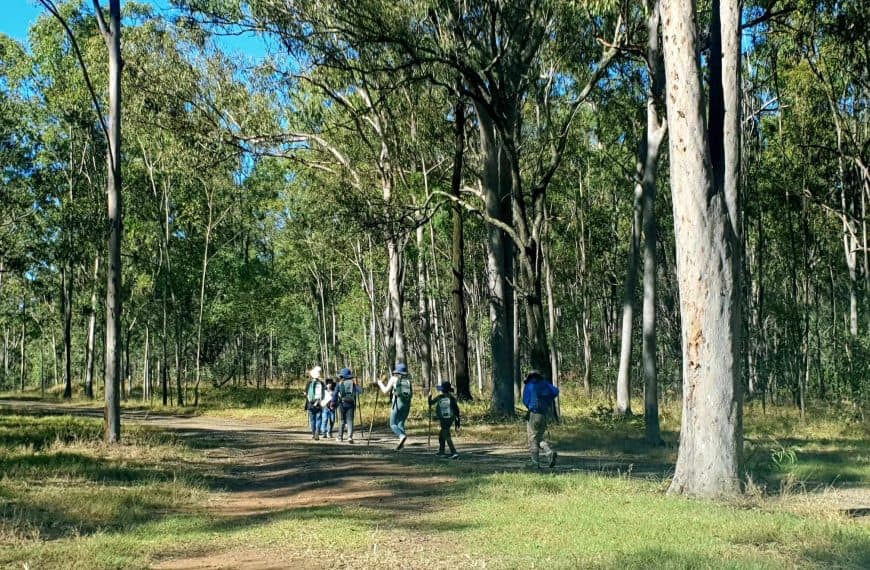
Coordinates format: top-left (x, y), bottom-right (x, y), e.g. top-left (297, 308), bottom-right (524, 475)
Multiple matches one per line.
top-left (417, 225), bottom-right (433, 390)
top-left (616, 185), bottom-right (643, 416)
top-left (387, 237), bottom-right (406, 367)
top-left (662, 0), bottom-right (742, 497)
top-left (85, 256), bottom-right (100, 399)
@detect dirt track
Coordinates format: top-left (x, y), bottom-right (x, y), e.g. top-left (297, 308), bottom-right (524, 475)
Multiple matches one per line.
top-left (2, 400), bottom-right (866, 569)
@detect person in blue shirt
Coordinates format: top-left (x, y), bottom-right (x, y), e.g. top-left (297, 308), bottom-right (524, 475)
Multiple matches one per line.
top-left (522, 370), bottom-right (559, 468)
top-left (333, 368), bottom-right (363, 443)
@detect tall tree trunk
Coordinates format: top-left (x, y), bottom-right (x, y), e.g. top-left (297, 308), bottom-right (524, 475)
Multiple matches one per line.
top-left (40, 335), bottom-right (45, 396)
top-left (100, 0), bottom-right (123, 443)
top-left (643, 0), bottom-right (667, 445)
top-left (450, 93), bottom-right (471, 400)
top-left (387, 237), bottom-right (406, 368)
top-left (194, 203), bottom-right (212, 407)
top-left (662, 0), bottom-right (743, 497)
top-left (162, 293), bottom-right (168, 406)
top-left (62, 264), bottom-right (74, 399)
top-left (3, 327), bottom-right (8, 387)
top-left (417, 226), bottom-right (433, 390)
top-left (19, 313), bottom-right (26, 392)
top-left (51, 332), bottom-right (58, 387)
top-left (175, 333), bottom-right (183, 406)
top-left (478, 108), bottom-right (515, 415)
top-left (142, 325), bottom-right (149, 402)
top-left (84, 255), bottom-right (99, 399)
top-left (543, 219), bottom-right (560, 409)
top-left (615, 186), bottom-right (642, 416)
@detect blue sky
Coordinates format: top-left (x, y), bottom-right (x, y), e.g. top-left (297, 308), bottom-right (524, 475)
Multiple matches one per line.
top-left (1, 0), bottom-right (270, 59)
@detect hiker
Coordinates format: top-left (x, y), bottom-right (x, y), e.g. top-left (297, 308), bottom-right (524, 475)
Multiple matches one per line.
top-left (522, 370), bottom-right (559, 468)
top-left (428, 381), bottom-right (460, 459)
top-left (333, 368), bottom-right (362, 443)
top-left (305, 366), bottom-right (326, 441)
top-left (376, 362), bottom-right (413, 450)
top-left (319, 378), bottom-right (336, 439)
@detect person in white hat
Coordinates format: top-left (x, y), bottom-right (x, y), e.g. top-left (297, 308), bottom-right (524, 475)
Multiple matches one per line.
top-left (305, 366), bottom-right (325, 440)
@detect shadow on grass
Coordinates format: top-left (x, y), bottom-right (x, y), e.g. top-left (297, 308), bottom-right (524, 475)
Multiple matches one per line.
top-left (611, 540), bottom-right (870, 570)
top-left (801, 534), bottom-right (870, 569)
top-left (0, 451), bottom-right (186, 484)
top-left (745, 435), bottom-right (870, 487)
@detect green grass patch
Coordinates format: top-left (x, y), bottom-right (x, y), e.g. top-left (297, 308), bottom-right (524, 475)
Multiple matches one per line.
top-left (0, 411), bottom-right (207, 556)
top-left (1, 404), bottom-right (868, 569)
top-left (436, 471), bottom-right (870, 569)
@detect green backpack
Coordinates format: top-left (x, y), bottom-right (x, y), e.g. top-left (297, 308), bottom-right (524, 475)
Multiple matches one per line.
top-left (394, 376), bottom-right (412, 403)
top-left (307, 380), bottom-right (323, 405)
top-left (338, 379), bottom-right (356, 403)
top-left (435, 396), bottom-right (454, 421)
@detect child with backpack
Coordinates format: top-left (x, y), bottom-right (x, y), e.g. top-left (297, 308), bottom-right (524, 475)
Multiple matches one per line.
top-left (428, 381), bottom-right (460, 459)
top-left (305, 366), bottom-right (326, 441)
top-left (319, 378), bottom-right (336, 439)
top-left (333, 368), bottom-right (362, 443)
top-left (522, 370), bottom-right (559, 468)
top-left (376, 363), bottom-right (413, 450)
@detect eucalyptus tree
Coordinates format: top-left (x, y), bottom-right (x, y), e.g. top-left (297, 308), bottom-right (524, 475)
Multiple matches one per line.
top-left (0, 36), bottom-right (42, 391)
top-left (37, 0), bottom-right (123, 440)
top-left (177, 0), bottom-right (625, 414)
top-left (661, 0), bottom-right (743, 497)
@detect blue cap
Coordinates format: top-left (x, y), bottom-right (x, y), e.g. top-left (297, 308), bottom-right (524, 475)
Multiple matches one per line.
top-left (339, 368), bottom-right (354, 379)
top-left (393, 363), bottom-right (409, 375)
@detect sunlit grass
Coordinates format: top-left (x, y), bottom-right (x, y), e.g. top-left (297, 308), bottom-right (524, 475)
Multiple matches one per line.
top-left (1, 399), bottom-right (868, 569)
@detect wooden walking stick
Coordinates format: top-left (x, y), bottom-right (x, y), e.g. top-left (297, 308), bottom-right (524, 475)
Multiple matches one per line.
top-left (355, 386), bottom-right (363, 437)
top-left (427, 389), bottom-right (432, 451)
top-left (367, 386), bottom-right (380, 447)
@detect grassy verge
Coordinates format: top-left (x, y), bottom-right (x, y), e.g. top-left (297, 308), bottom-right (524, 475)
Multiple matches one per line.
top-left (0, 412), bottom-right (211, 568)
top-left (1, 398), bottom-right (868, 568)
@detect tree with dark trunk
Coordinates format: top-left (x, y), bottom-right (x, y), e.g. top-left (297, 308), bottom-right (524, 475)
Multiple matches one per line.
top-left (97, 0), bottom-right (123, 443)
top-left (450, 95), bottom-right (472, 401)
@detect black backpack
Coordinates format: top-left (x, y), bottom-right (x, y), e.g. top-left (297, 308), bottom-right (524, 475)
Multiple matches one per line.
top-left (435, 396), bottom-right (454, 421)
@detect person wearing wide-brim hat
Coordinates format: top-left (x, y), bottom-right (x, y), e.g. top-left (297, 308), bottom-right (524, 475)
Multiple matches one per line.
top-left (376, 362), bottom-right (413, 450)
top-left (333, 368), bottom-right (362, 443)
top-left (305, 366), bottom-right (325, 441)
top-left (428, 381), bottom-right (461, 459)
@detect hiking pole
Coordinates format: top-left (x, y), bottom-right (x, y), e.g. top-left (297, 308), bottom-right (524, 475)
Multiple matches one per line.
top-left (356, 390), bottom-right (363, 438)
top-left (367, 387), bottom-right (380, 447)
top-left (427, 392), bottom-right (432, 452)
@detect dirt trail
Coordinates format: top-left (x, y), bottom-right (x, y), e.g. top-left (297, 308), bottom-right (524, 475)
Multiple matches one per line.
top-left (2, 400), bottom-right (866, 569)
top-left (0, 400), bottom-right (563, 569)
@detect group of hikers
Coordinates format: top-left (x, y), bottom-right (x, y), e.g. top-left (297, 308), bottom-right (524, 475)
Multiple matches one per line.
top-left (303, 363), bottom-right (560, 468)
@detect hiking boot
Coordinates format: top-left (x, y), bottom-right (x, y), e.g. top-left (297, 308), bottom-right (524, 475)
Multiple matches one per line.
top-left (548, 451), bottom-right (558, 468)
top-left (435, 451), bottom-right (446, 457)
top-left (396, 435), bottom-right (407, 450)
top-left (348, 438), bottom-right (354, 444)
top-left (450, 453), bottom-right (460, 460)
